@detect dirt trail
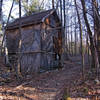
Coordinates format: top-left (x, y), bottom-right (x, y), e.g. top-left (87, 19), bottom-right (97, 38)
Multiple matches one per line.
top-left (0, 56), bottom-right (99, 100)
top-left (0, 58), bottom-right (82, 100)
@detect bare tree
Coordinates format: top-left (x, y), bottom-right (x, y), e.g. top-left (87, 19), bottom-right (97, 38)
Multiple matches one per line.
top-left (71, 17), bottom-right (73, 56)
top-left (92, 0), bottom-right (100, 64)
top-left (0, 0), bottom-right (3, 21)
top-left (60, 0), bottom-right (62, 23)
top-left (75, 0), bottom-right (84, 78)
top-left (63, 0), bottom-right (66, 30)
top-left (52, 0), bottom-right (54, 9)
top-left (80, 0), bottom-right (96, 68)
top-left (80, 0), bottom-right (99, 80)
top-left (74, 16), bottom-right (77, 55)
top-left (16, 0), bottom-right (22, 80)
top-left (0, 0), bottom-right (3, 35)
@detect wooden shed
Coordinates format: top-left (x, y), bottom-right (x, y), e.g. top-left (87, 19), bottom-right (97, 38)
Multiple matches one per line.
top-left (5, 9), bottom-right (62, 75)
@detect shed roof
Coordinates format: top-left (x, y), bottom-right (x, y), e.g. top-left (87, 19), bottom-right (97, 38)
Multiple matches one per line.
top-left (6, 9), bottom-right (58, 30)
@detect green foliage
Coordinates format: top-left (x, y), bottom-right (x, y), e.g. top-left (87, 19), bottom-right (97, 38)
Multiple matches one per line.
top-left (22, 0), bottom-right (44, 16)
top-left (9, 0), bottom-right (44, 16)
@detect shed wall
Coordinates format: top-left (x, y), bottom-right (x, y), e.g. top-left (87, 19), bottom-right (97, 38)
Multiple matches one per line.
top-left (20, 27), bottom-right (41, 74)
top-left (6, 24), bottom-right (41, 75)
top-left (6, 17), bottom-right (62, 75)
top-left (40, 21), bottom-right (59, 69)
top-left (6, 29), bottom-right (19, 54)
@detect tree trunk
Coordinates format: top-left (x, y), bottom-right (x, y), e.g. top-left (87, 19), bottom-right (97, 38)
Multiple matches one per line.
top-left (0, 0), bottom-right (3, 23)
top-left (92, 0), bottom-right (100, 64)
top-left (75, 0), bottom-right (84, 78)
top-left (92, 0), bottom-right (100, 79)
top-left (52, 0), bottom-right (54, 9)
top-left (80, 0), bottom-right (99, 79)
top-left (71, 18), bottom-right (73, 56)
top-left (1, 0), bottom-right (14, 65)
top-left (60, 0), bottom-right (62, 23)
top-left (0, 0), bottom-right (3, 55)
top-left (0, 0), bottom-right (3, 37)
top-left (2, 0), bottom-right (14, 47)
top-left (16, 0), bottom-right (22, 80)
top-left (80, 0), bottom-right (96, 68)
top-left (63, 0), bottom-right (66, 30)
top-left (74, 16), bottom-right (77, 55)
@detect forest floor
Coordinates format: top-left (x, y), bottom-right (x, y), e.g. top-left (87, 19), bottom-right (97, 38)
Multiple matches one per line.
top-left (0, 55), bottom-right (100, 100)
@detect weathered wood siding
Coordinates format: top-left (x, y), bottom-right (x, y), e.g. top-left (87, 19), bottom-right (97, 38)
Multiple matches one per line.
top-left (6, 15), bottom-right (62, 74)
top-left (6, 24), bottom-right (41, 75)
top-left (40, 18), bottom-right (59, 69)
top-left (20, 26), bottom-right (41, 75)
top-left (40, 29), bottom-right (54, 69)
top-left (6, 29), bottom-right (19, 54)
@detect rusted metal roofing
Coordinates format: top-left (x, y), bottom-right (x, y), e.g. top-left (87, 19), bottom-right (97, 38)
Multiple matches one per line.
top-left (7, 9), bottom-right (57, 30)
